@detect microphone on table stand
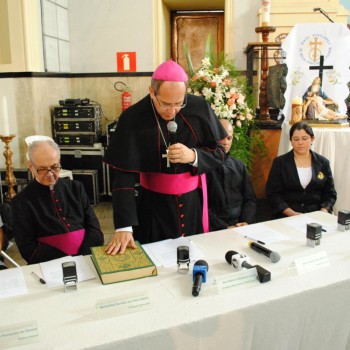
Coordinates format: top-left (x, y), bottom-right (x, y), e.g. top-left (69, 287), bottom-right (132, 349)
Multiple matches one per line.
top-left (225, 250), bottom-right (271, 283)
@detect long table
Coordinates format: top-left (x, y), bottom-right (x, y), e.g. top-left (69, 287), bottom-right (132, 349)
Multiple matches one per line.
top-left (1, 211), bottom-right (350, 350)
top-left (278, 124), bottom-right (350, 214)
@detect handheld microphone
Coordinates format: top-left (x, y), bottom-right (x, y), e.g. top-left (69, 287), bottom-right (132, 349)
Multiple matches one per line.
top-left (248, 241), bottom-right (281, 263)
top-left (225, 250), bottom-right (252, 270)
top-left (167, 120), bottom-right (178, 168)
top-left (192, 260), bottom-right (209, 297)
top-left (167, 120), bottom-right (177, 145)
top-left (225, 250), bottom-right (271, 283)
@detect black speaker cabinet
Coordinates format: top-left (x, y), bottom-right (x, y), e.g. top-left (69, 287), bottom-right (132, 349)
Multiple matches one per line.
top-left (72, 170), bottom-right (99, 206)
top-left (59, 146), bottom-right (106, 195)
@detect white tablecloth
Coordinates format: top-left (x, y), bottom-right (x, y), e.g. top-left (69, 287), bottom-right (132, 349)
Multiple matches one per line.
top-left (1, 212), bottom-right (350, 350)
top-left (278, 123), bottom-right (350, 214)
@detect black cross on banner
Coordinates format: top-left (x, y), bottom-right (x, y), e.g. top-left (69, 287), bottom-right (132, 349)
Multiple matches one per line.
top-left (309, 55), bottom-right (333, 85)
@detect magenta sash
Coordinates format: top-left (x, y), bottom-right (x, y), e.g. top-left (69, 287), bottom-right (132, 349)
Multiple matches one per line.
top-left (140, 172), bottom-right (209, 232)
top-left (37, 229), bottom-right (85, 255)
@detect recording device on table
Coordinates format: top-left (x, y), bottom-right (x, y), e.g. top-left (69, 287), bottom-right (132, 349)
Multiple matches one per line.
top-left (192, 260), bottom-right (209, 297)
top-left (62, 261), bottom-right (78, 292)
top-left (177, 245), bottom-right (190, 273)
top-left (338, 210), bottom-right (350, 232)
top-left (248, 241), bottom-right (281, 263)
top-left (225, 250), bottom-right (271, 283)
top-left (306, 223), bottom-right (322, 248)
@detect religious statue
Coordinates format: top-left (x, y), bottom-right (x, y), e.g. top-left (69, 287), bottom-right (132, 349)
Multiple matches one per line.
top-left (302, 77), bottom-right (347, 121)
top-left (290, 96), bottom-right (303, 124)
top-left (266, 63), bottom-right (288, 109)
top-left (345, 81), bottom-right (350, 112)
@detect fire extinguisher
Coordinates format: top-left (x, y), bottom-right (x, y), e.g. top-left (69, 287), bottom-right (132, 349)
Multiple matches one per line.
top-left (114, 81), bottom-right (132, 111)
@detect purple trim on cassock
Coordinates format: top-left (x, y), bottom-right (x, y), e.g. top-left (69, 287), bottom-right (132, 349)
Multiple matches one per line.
top-left (140, 172), bottom-right (209, 233)
top-left (37, 229), bottom-right (85, 255)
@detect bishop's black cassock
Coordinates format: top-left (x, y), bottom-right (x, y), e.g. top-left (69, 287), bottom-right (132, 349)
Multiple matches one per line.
top-left (104, 93), bottom-right (227, 244)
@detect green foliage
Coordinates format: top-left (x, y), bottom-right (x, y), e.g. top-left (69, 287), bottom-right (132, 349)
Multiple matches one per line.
top-left (184, 34), bottom-right (266, 173)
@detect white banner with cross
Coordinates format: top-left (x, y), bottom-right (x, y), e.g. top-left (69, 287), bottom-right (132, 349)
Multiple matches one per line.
top-left (281, 23), bottom-right (350, 124)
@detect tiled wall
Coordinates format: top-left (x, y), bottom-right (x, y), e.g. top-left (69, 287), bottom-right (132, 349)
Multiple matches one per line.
top-left (5, 75), bottom-right (150, 168)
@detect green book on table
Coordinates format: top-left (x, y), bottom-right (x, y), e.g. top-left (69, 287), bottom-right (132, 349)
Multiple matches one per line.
top-left (90, 241), bottom-right (158, 285)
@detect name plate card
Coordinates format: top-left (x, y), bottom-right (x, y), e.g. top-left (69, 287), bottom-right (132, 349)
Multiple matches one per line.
top-left (295, 251), bottom-right (330, 275)
top-left (216, 268), bottom-right (259, 294)
top-left (95, 292), bottom-right (151, 318)
top-left (0, 321), bottom-right (39, 349)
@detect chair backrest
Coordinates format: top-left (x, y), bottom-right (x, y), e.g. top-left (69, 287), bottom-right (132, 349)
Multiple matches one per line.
top-left (25, 135), bottom-right (54, 160)
top-left (0, 202), bottom-right (13, 242)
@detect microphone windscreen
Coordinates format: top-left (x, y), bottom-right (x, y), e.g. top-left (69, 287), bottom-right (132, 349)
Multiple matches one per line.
top-left (167, 120), bottom-right (177, 133)
top-left (270, 251), bottom-right (281, 263)
top-left (225, 250), bottom-right (238, 264)
top-left (194, 259), bottom-right (209, 271)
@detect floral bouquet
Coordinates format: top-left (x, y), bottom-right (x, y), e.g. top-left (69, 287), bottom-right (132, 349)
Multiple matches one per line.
top-left (187, 57), bottom-right (254, 129)
top-left (187, 56), bottom-right (262, 170)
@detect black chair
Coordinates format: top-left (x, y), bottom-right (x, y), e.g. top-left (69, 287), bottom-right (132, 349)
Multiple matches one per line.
top-left (0, 202), bottom-right (20, 268)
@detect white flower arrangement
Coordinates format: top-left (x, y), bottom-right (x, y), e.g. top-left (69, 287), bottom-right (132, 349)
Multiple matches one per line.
top-left (187, 57), bottom-right (254, 129)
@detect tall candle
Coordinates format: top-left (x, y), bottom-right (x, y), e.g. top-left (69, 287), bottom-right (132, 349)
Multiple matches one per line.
top-left (262, 0), bottom-right (271, 27)
top-left (1, 96), bottom-right (10, 136)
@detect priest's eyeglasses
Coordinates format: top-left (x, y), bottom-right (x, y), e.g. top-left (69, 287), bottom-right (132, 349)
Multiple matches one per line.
top-left (155, 94), bottom-right (187, 110)
top-left (34, 165), bottom-right (62, 175)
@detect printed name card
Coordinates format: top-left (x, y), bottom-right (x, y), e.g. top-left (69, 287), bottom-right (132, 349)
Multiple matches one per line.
top-left (95, 292), bottom-right (151, 318)
top-left (216, 268), bottom-right (259, 294)
top-left (294, 251), bottom-right (330, 275)
top-left (0, 321), bottom-right (39, 349)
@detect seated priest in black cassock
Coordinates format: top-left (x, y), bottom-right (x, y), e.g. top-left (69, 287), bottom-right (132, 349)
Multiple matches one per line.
top-left (11, 140), bottom-right (104, 264)
top-left (207, 119), bottom-right (256, 231)
top-left (104, 59), bottom-right (227, 255)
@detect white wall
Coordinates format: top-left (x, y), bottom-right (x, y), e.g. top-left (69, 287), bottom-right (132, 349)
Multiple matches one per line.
top-left (232, 0), bottom-right (261, 70)
top-left (68, 0), bottom-right (263, 72)
top-left (68, 0), bottom-right (154, 73)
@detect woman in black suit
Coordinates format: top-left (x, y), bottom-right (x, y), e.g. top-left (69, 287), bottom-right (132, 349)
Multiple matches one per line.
top-left (266, 121), bottom-right (337, 218)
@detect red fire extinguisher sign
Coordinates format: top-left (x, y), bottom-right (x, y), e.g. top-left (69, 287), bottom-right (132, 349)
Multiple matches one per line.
top-left (116, 52), bottom-right (136, 72)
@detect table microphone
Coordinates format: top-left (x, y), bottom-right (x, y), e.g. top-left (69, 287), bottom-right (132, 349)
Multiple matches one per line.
top-left (192, 260), bottom-right (209, 297)
top-left (225, 250), bottom-right (251, 270)
top-left (225, 250), bottom-right (271, 283)
top-left (248, 241), bottom-right (281, 263)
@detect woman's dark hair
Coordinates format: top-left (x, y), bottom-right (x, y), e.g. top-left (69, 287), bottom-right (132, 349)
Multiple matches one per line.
top-left (289, 121), bottom-right (314, 140)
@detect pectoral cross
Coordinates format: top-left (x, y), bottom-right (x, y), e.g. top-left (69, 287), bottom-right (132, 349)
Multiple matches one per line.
top-left (162, 149), bottom-right (170, 167)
